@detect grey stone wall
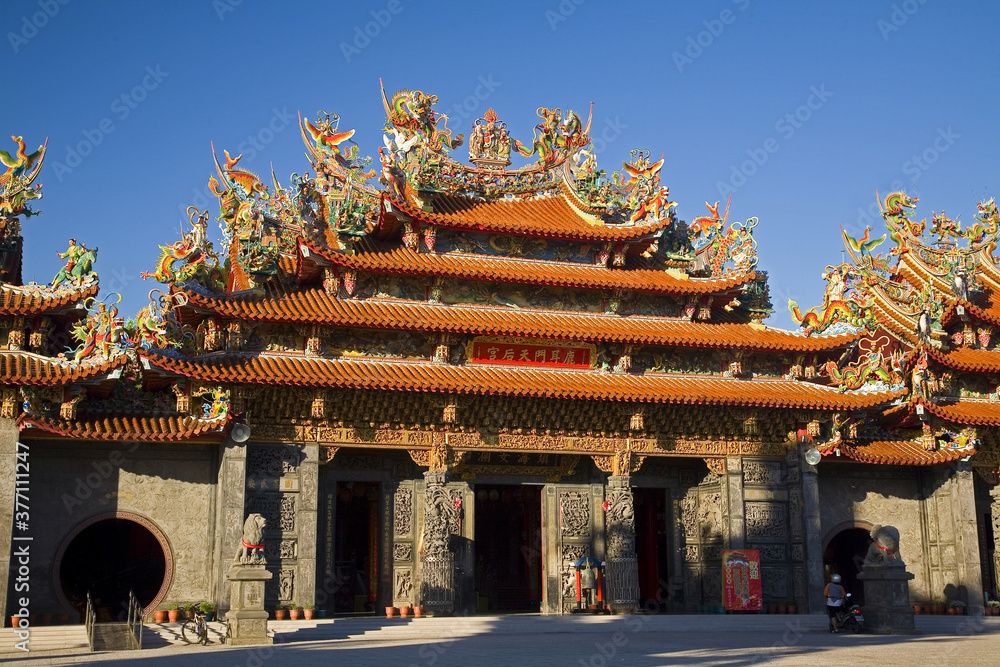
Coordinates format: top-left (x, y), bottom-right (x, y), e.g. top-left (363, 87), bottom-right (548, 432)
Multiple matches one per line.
top-left (19, 439), bottom-right (217, 614)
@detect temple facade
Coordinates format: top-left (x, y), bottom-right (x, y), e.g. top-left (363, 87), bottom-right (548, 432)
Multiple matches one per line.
top-left (0, 89), bottom-right (997, 622)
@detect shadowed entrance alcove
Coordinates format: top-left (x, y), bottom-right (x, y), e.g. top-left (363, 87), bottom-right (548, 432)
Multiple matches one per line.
top-left (56, 512), bottom-right (171, 621)
top-left (823, 524), bottom-right (871, 606)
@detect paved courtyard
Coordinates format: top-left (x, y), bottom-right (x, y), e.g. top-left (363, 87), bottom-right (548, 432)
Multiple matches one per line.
top-left (1, 614), bottom-right (998, 666)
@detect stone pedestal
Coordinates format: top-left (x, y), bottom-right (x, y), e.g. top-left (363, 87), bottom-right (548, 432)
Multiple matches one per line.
top-left (858, 565), bottom-right (918, 634)
top-left (226, 565), bottom-right (273, 645)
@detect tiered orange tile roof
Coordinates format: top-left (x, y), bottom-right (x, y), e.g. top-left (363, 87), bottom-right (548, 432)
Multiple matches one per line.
top-left (388, 187), bottom-right (673, 242)
top-left (818, 438), bottom-right (975, 465)
top-left (921, 399), bottom-right (1000, 425)
top-left (926, 346), bottom-right (1000, 373)
top-left (20, 413), bottom-right (226, 441)
top-left (176, 286), bottom-right (859, 352)
top-left (0, 281), bottom-right (99, 315)
top-left (306, 240), bottom-right (753, 296)
top-left (142, 351), bottom-right (901, 409)
top-left (0, 351), bottom-right (127, 385)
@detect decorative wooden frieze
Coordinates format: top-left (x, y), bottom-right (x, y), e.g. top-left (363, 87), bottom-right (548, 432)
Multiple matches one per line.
top-left (1, 388), bottom-right (19, 419)
top-left (7, 316), bottom-right (24, 351)
top-left (319, 445), bottom-right (339, 464)
top-left (172, 382), bottom-right (190, 414)
top-left (442, 400), bottom-right (457, 424)
top-left (60, 388), bottom-right (85, 420)
top-left (704, 458), bottom-right (726, 475)
top-left (322, 267), bottom-right (338, 296)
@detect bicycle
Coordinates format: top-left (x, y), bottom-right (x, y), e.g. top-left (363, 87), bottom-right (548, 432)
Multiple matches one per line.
top-left (181, 612), bottom-right (209, 645)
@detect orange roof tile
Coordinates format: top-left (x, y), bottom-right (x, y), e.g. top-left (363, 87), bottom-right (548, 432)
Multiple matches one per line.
top-left (926, 346), bottom-right (1000, 373)
top-left (0, 351), bottom-right (127, 385)
top-left (142, 351), bottom-right (901, 409)
top-left (306, 240), bottom-right (753, 296)
top-left (20, 413), bottom-right (226, 441)
top-left (177, 286), bottom-right (859, 352)
top-left (0, 280), bottom-right (98, 315)
top-left (921, 399), bottom-right (1000, 425)
top-left (388, 189), bottom-right (673, 242)
top-left (818, 438), bottom-right (974, 465)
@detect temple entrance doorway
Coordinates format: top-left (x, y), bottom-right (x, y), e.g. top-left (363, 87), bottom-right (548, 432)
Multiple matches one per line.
top-left (824, 527), bottom-right (870, 606)
top-left (473, 484), bottom-right (543, 613)
top-left (330, 481), bottom-right (381, 615)
top-left (58, 517), bottom-right (167, 622)
top-left (634, 488), bottom-right (670, 610)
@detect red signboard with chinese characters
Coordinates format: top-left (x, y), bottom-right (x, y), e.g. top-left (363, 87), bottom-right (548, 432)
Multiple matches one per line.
top-left (467, 336), bottom-right (595, 368)
top-left (723, 549), bottom-right (762, 611)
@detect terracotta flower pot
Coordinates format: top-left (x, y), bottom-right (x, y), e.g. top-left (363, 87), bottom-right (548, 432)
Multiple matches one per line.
top-left (184, 609), bottom-right (195, 620)
top-left (787, 605), bottom-right (797, 615)
top-left (154, 610), bottom-right (167, 623)
top-left (39, 613), bottom-right (52, 626)
top-left (10, 615), bottom-right (21, 629)
top-left (413, 606), bottom-right (423, 618)
top-left (386, 606), bottom-right (396, 618)
top-left (932, 605), bottom-right (945, 615)
top-left (57, 613), bottom-right (70, 625)
top-left (913, 605), bottom-right (923, 615)
top-left (167, 610), bottom-right (180, 623)
top-left (777, 605), bottom-right (788, 614)
top-left (289, 608), bottom-right (301, 620)
top-left (274, 609), bottom-right (286, 620)
top-left (303, 609), bottom-right (314, 620)
top-left (399, 605), bottom-right (411, 618)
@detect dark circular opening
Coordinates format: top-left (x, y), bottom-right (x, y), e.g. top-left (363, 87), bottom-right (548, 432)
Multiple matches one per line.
top-left (60, 518), bottom-right (166, 622)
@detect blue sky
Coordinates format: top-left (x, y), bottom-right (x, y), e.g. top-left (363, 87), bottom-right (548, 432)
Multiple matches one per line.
top-left (2, 0), bottom-right (998, 329)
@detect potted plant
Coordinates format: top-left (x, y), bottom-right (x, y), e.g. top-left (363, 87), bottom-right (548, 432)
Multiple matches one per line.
top-left (303, 604), bottom-right (314, 620)
top-left (786, 600), bottom-right (797, 615)
top-left (318, 608), bottom-right (327, 619)
top-left (200, 602), bottom-right (215, 622)
top-left (913, 604), bottom-right (924, 615)
top-left (56, 612), bottom-right (70, 625)
top-left (289, 606), bottom-right (301, 621)
top-left (183, 603), bottom-right (195, 620)
top-left (274, 605), bottom-right (287, 620)
top-left (948, 601), bottom-right (966, 615)
top-left (154, 609), bottom-right (168, 623)
top-left (930, 598), bottom-right (945, 615)
top-left (167, 603), bottom-right (180, 623)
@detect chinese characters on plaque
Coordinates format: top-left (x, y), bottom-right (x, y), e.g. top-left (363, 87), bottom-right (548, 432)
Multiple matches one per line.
top-left (468, 336), bottom-right (595, 368)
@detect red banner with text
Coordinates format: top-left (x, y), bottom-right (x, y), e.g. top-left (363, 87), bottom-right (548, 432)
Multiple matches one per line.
top-left (723, 549), bottom-right (762, 611)
top-left (468, 336), bottom-right (595, 369)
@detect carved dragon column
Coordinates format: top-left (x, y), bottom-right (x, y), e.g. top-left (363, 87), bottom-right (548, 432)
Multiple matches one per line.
top-left (0, 418), bottom-right (18, 622)
top-left (604, 446), bottom-right (640, 613)
top-left (419, 440), bottom-right (457, 615)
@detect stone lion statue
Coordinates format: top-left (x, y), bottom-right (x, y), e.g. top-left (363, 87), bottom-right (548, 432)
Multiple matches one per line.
top-left (863, 524), bottom-right (904, 567)
top-left (234, 513), bottom-right (267, 565)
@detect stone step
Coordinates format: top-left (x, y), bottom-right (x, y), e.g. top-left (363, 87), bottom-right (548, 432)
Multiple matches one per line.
top-left (0, 624), bottom-right (90, 652)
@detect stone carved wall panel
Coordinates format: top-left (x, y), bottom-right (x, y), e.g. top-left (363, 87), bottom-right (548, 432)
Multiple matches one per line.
top-left (394, 486), bottom-right (413, 537)
top-left (743, 460), bottom-right (783, 486)
top-left (559, 492), bottom-right (590, 538)
top-left (394, 567), bottom-right (413, 604)
top-left (745, 502), bottom-right (787, 541)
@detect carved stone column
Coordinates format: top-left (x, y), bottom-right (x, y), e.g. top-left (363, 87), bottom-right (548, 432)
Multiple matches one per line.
top-left (990, 484), bottom-right (1000, 600)
top-left (0, 418), bottom-right (18, 621)
top-left (296, 441), bottom-right (319, 609)
top-left (953, 461), bottom-right (985, 615)
top-left (419, 470), bottom-right (455, 615)
top-left (799, 443), bottom-right (826, 613)
top-left (213, 438), bottom-right (248, 610)
top-left (605, 475), bottom-right (639, 613)
top-left (723, 457), bottom-right (745, 549)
